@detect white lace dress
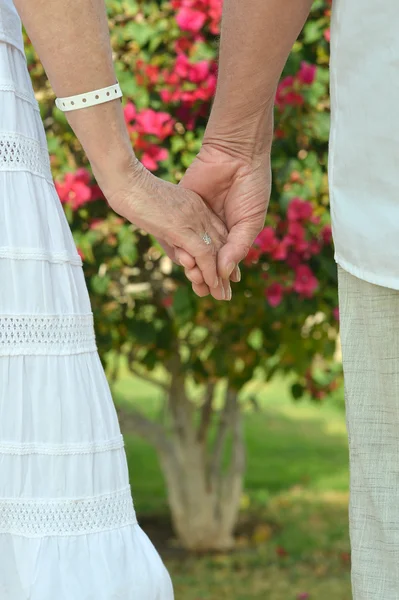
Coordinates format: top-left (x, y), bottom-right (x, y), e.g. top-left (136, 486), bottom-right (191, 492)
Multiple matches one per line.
top-left (0, 1), bottom-right (174, 598)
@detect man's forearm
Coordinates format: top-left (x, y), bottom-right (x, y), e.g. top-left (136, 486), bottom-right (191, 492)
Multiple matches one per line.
top-left (14, 0), bottom-right (135, 195)
top-left (204, 0), bottom-right (314, 159)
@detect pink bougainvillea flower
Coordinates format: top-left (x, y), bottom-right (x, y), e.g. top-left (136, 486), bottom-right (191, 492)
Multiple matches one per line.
top-left (294, 264), bottom-right (319, 298)
top-left (77, 247), bottom-right (85, 261)
top-left (324, 28), bottom-right (331, 42)
top-left (271, 240), bottom-right (289, 261)
top-left (287, 221), bottom-right (308, 253)
top-left (162, 295), bottom-right (173, 308)
top-left (176, 7), bottom-right (206, 32)
top-left (275, 75), bottom-right (304, 110)
top-left (123, 101), bottom-right (137, 124)
top-left (135, 109), bottom-right (175, 141)
top-left (287, 197), bottom-right (313, 222)
top-left (255, 226), bottom-right (278, 253)
top-left (55, 168), bottom-right (92, 211)
top-left (298, 61), bottom-right (317, 85)
top-left (333, 307), bottom-right (340, 321)
top-left (244, 246), bottom-right (262, 265)
top-left (141, 144), bottom-right (168, 171)
top-left (321, 224), bottom-right (333, 245)
top-left (208, 0), bottom-right (223, 33)
top-left (297, 593), bottom-right (310, 600)
top-left (89, 218), bottom-right (103, 230)
top-left (265, 282), bottom-right (284, 307)
top-left (174, 53), bottom-right (212, 83)
top-left (310, 214), bottom-right (321, 225)
top-left (175, 104), bottom-right (198, 130)
top-left (308, 238), bottom-right (322, 256)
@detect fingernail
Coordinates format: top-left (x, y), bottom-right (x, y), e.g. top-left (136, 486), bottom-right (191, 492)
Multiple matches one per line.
top-left (213, 276), bottom-right (219, 288)
top-left (221, 285), bottom-right (226, 300)
top-left (228, 284), bottom-right (232, 300)
top-left (226, 262), bottom-right (235, 278)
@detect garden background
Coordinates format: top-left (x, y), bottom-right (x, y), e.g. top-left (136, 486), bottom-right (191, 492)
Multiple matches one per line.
top-left (24, 0), bottom-right (352, 597)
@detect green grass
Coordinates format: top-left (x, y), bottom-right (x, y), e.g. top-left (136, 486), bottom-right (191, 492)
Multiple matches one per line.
top-left (112, 369), bottom-right (352, 600)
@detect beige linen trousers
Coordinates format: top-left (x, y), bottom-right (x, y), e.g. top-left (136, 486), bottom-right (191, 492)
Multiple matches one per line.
top-left (338, 263), bottom-right (399, 598)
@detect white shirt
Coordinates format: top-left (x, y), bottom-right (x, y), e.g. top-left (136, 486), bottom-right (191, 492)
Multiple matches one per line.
top-left (329, 0), bottom-right (399, 290)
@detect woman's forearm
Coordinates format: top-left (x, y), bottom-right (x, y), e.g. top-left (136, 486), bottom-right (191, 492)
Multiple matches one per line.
top-left (204, 0), bottom-right (314, 159)
top-left (13, 0), bottom-right (135, 195)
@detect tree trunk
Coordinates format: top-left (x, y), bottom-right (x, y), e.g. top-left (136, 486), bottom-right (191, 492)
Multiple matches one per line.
top-left (116, 360), bottom-right (246, 551)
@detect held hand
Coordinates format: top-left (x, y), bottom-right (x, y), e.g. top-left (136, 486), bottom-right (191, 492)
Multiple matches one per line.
top-left (176, 143), bottom-right (271, 297)
top-left (105, 158), bottom-right (228, 301)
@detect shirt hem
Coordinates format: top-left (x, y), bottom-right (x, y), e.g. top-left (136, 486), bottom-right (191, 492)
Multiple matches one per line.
top-left (335, 253), bottom-right (399, 291)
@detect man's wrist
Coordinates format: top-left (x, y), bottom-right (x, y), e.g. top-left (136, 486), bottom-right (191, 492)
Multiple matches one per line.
top-left (204, 98), bottom-right (274, 164)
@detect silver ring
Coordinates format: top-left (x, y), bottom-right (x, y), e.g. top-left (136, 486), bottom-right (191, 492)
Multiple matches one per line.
top-left (201, 232), bottom-right (212, 245)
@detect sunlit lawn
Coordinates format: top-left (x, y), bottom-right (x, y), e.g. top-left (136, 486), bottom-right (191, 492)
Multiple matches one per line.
top-left (112, 368), bottom-right (352, 600)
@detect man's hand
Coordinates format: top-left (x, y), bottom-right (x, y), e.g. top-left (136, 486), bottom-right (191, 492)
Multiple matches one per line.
top-left (176, 143), bottom-right (271, 298)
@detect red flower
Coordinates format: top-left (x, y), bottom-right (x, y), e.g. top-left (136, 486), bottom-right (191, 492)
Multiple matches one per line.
top-left (276, 545), bottom-right (289, 557)
top-left (287, 197), bottom-right (313, 222)
top-left (55, 168), bottom-right (93, 211)
top-left (255, 227), bottom-right (278, 253)
top-left (135, 109), bottom-right (175, 141)
top-left (275, 76), bottom-right (304, 110)
top-left (244, 246), bottom-right (262, 265)
top-left (176, 7), bottom-right (206, 32)
top-left (162, 295), bottom-right (173, 308)
top-left (333, 307), bottom-right (340, 321)
top-left (77, 247), bottom-right (85, 261)
top-left (298, 61), bottom-right (317, 85)
top-left (271, 240), bottom-right (289, 261)
top-left (124, 101), bottom-right (137, 124)
top-left (321, 224), bottom-right (333, 245)
top-left (137, 139), bottom-right (168, 171)
top-left (293, 265), bottom-right (318, 298)
top-left (324, 28), bottom-right (331, 42)
top-left (308, 238), bottom-right (322, 256)
top-left (89, 218), bottom-right (103, 230)
top-left (286, 251), bottom-right (302, 270)
top-left (287, 222), bottom-right (308, 253)
top-left (265, 283), bottom-right (284, 307)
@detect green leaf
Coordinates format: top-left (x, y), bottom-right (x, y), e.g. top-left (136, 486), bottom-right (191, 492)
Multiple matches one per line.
top-left (124, 21), bottom-right (154, 47)
top-left (303, 19), bottom-right (325, 44)
top-left (170, 136), bottom-right (186, 154)
top-left (173, 286), bottom-right (195, 321)
top-left (128, 320), bottom-right (157, 345)
top-left (91, 274), bottom-right (111, 296)
top-left (291, 382), bottom-right (305, 400)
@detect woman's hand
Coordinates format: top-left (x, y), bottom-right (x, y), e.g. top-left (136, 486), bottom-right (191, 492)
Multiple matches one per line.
top-left (103, 157), bottom-right (229, 301)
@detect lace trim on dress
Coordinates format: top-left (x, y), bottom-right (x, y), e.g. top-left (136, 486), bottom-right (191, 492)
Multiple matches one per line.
top-left (0, 434), bottom-right (125, 455)
top-left (0, 247), bottom-right (82, 266)
top-left (0, 131), bottom-right (52, 182)
top-left (0, 314), bottom-right (97, 356)
top-left (0, 485), bottom-right (137, 537)
top-left (0, 81), bottom-right (40, 112)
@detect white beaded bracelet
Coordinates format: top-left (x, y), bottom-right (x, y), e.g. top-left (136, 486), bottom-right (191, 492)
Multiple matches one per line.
top-left (55, 80), bottom-right (123, 112)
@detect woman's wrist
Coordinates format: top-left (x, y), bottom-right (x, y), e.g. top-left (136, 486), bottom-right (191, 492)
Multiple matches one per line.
top-left (90, 146), bottom-right (141, 208)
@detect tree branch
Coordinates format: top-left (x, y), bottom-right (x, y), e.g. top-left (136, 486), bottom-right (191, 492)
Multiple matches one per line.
top-left (167, 354), bottom-right (195, 443)
top-left (116, 404), bottom-right (174, 457)
top-left (210, 386), bottom-right (237, 482)
top-left (197, 382), bottom-right (215, 442)
top-left (128, 362), bottom-right (170, 393)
